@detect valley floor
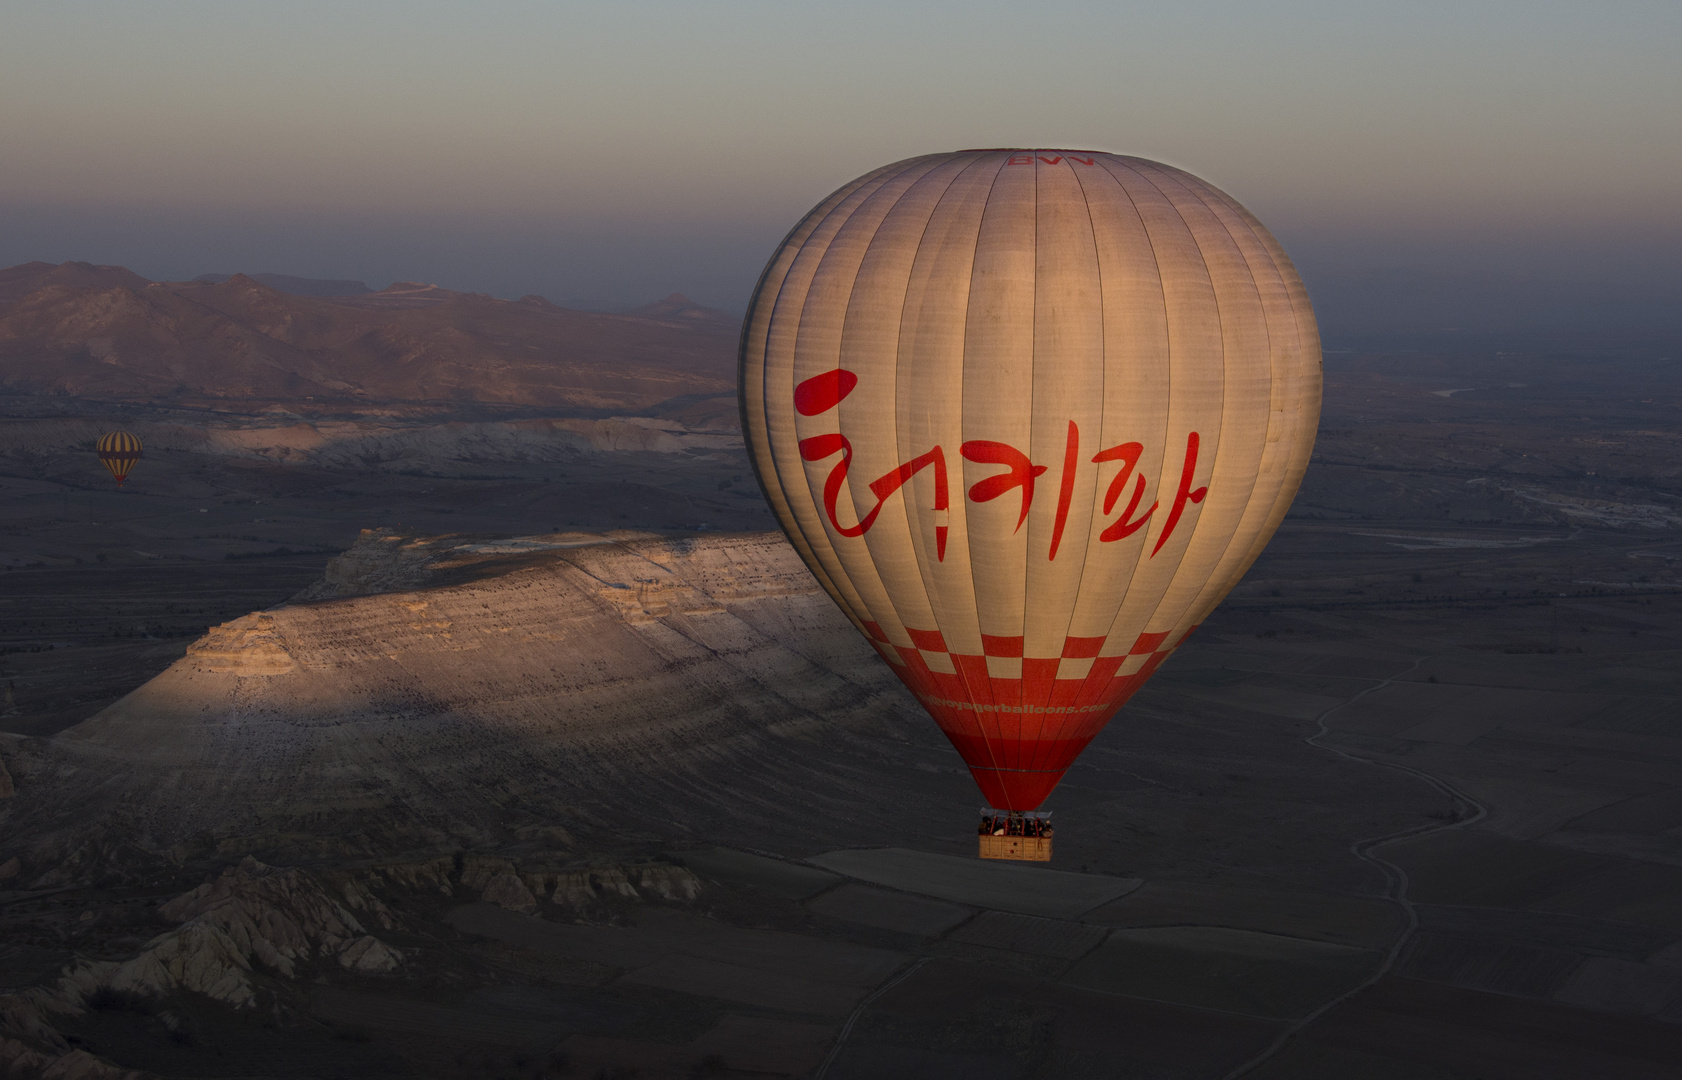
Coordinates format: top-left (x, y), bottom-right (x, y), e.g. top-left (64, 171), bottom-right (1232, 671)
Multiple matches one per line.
top-left (2, 343), bottom-right (1681, 1078)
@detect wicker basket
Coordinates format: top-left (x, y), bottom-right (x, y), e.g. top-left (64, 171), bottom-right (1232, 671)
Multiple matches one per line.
top-left (979, 834), bottom-right (1052, 862)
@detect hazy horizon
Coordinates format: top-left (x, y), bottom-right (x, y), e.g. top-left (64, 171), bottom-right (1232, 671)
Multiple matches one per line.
top-left (4, 1), bottom-right (1679, 336)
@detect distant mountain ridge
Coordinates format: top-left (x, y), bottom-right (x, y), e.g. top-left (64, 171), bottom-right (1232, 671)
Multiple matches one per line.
top-left (192, 272), bottom-right (373, 297)
top-left (0, 260), bottom-right (151, 305)
top-left (627, 292), bottom-right (737, 325)
top-left (0, 261), bottom-right (739, 417)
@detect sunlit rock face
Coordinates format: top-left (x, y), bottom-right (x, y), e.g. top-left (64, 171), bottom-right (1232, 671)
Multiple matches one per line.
top-left (11, 532), bottom-right (927, 862)
top-left (183, 614), bottom-right (297, 676)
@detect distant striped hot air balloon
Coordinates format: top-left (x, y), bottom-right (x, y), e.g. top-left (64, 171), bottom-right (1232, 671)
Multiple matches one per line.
top-left (96, 430), bottom-right (143, 487)
top-left (741, 150), bottom-right (1322, 857)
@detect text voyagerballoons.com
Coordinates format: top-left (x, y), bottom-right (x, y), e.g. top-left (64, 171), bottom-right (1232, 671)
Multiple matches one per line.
top-left (96, 430), bottom-right (143, 487)
top-left (740, 151), bottom-right (1322, 838)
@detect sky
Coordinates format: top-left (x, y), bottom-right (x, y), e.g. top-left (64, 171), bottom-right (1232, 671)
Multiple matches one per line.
top-left (3, 1), bottom-right (1679, 337)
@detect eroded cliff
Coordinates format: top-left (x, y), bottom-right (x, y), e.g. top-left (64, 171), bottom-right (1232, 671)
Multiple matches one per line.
top-left (0, 531), bottom-right (935, 869)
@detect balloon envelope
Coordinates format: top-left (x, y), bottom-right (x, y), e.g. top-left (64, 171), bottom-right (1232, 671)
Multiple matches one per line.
top-left (97, 430), bottom-right (143, 486)
top-left (740, 150), bottom-right (1321, 810)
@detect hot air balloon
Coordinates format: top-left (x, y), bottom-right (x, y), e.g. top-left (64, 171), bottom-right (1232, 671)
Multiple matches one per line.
top-left (96, 430), bottom-right (143, 487)
top-left (740, 150), bottom-right (1321, 860)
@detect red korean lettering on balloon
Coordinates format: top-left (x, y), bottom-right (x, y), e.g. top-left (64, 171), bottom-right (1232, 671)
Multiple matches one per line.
top-left (1091, 440), bottom-right (1156, 542)
top-left (960, 440), bottom-right (1046, 532)
top-left (1151, 432), bottom-right (1208, 556)
top-left (795, 370), bottom-right (950, 560)
top-left (1048, 422), bottom-right (1080, 560)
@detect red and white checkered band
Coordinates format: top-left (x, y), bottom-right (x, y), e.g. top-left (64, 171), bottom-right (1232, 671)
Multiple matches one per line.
top-left (855, 619), bottom-right (1198, 807)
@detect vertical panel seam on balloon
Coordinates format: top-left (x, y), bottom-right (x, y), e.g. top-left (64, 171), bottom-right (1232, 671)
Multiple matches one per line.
top-left (1132, 161), bottom-right (1272, 638)
top-left (887, 157), bottom-right (990, 741)
top-left (904, 153), bottom-right (1009, 787)
top-left (773, 238), bottom-right (889, 628)
top-left (1174, 172), bottom-right (1296, 624)
top-left (1015, 148), bottom-right (1041, 792)
top-left (958, 152), bottom-right (1013, 794)
top-left (1020, 155), bottom-right (1085, 776)
top-left (1089, 152), bottom-right (1170, 622)
top-left (809, 156), bottom-right (949, 639)
top-left (1117, 159), bottom-right (1232, 637)
top-left (1085, 154), bottom-right (1177, 680)
top-left (1202, 184), bottom-right (1322, 597)
top-left (836, 160), bottom-right (957, 661)
top-left (738, 173), bottom-right (841, 481)
top-left (1204, 187), bottom-right (1325, 530)
top-left (739, 188), bottom-right (841, 590)
top-left (743, 167), bottom-right (895, 627)
top-left (1148, 163), bottom-right (1278, 631)
top-left (1056, 153), bottom-right (1137, 713)
top-left (766, 159), bottom-right (936, 633)
top-left (1034, 155), bottom-right (1111, 776)
top-left (751, 201), bottom-right (873, 629)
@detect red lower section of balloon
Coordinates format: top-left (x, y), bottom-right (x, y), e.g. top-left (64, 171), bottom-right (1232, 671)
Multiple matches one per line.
top-left (865, 623), bottom-right (1194, 811)
top-left (942, 732), bottom-right (1102, 808)
top-left (962, 764), bottom-right (1070, 813)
